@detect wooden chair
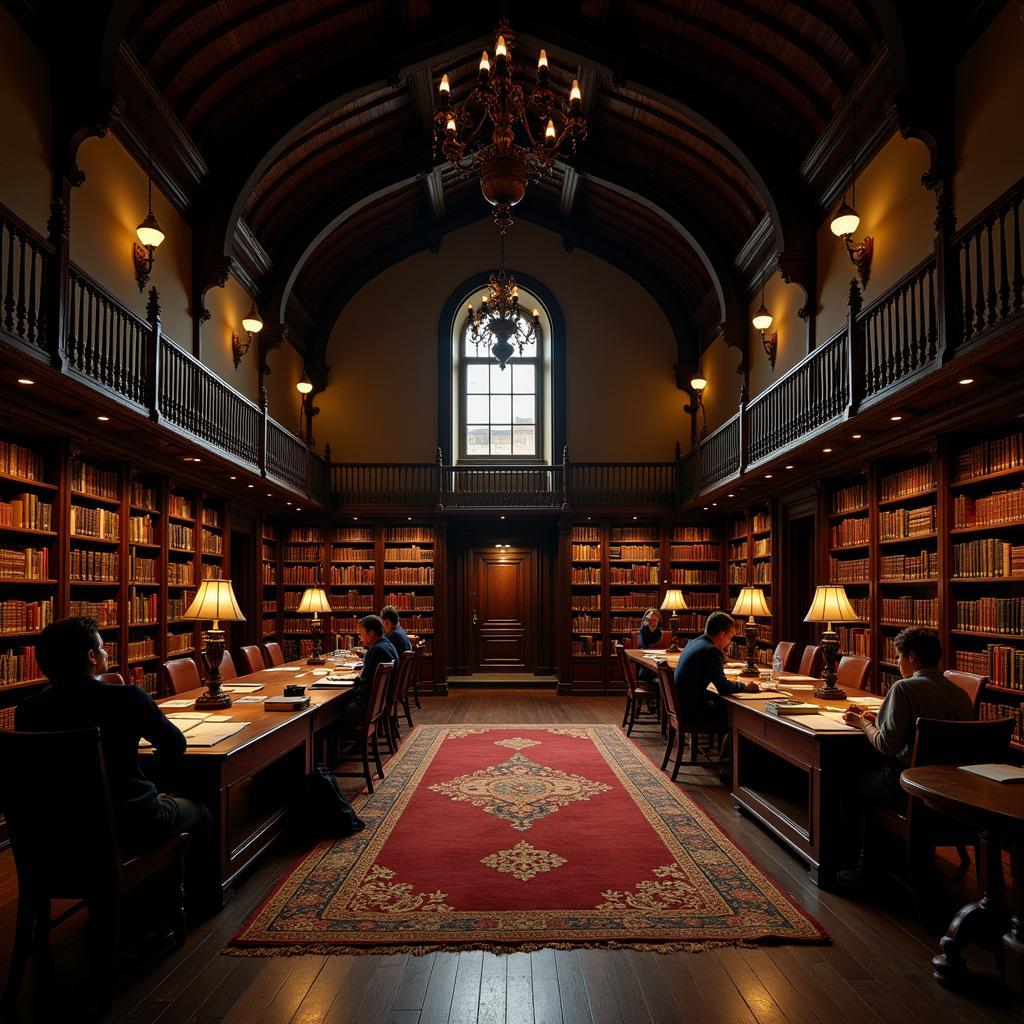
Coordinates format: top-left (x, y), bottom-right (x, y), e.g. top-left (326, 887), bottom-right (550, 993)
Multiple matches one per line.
top-left (98, 672), bottom-right (126, 686)
top-left (238, 645), bottom-right (266, 675)
top-left (656, 661), bottom-right (724, 774)
top-left (161, 658), bottom-right (201, 696)
top-left (865, 716), bottom-right (1015, 914)
top-left (263, 642), bottom-right (285, 667)
top-left (0, 728), bottom-right (188, 1012)
top-left (331, 662), bottom-right (394, 794)
top-left (943, 670), bottom-right (988, 716)
top-left (218, 650), bottom-right (237, 680)
top-left (798, 644), bottom-right (823, 677)
top-left (836, 655), bottom-right (872, 690)
top-left (614, 643), bottom-right (659, 736)
top-left (409, 639), bottom-right (426, 708)
top-left (385, 650), bottom-right (417, 749)
top-left (772, 641), bottom-right (798, 673)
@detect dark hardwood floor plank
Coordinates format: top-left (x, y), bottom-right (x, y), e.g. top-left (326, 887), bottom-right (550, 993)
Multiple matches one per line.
top-left (419, 952), bottom-right (460, 1024)
top-left (552, 950), bottom-right (593, 1024)
top-left (278, 956), bottom-right (351, 1024)
top-left (506, 951), bottom-right (535, 1024)
top-left (393, 952), bottom-right (437, 1011)
top-left (577, 950), bottom-right (626, 1024)
top-left (532, 947), bottom-right (562, 1024)
top-left (254, 958), bottom-right (329, 1024)
top-left (347, 954), bottom-right (410, 1023)
top-left (447, 949), bottom-right (484, 1024)
top-left (714, 949), bottom-right (791, 1024)
top-left (325, 954), bottom-right (401, 1023)
top-left (221, 958), bottom-right (296, 1023)
top-left (624, 951), bottom-right (694, 1024)
top-left (650, 952), bottom-right (718, 1024)
top-left (477, 951), bottom-right (508, 1024)
top-left (685, 950), bottom-right (757, 1024)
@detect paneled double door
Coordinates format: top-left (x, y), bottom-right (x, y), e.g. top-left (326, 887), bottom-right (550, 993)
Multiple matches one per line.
top-left (470, 546), bottom-right (535, 672)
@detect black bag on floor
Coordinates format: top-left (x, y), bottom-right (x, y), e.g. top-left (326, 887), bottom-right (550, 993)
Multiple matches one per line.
top-left (301, 766), bottom-right (365, 837)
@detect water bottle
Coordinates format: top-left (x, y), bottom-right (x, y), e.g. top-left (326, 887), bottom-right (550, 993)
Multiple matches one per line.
top-left (771, 652), bottom-right (783, 688)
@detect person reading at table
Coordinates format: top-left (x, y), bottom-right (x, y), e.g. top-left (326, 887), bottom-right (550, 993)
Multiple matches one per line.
top-left (673, 611), bottom-right (759, 734)
top-left (636, 608), bottom-right (664, 682)
top-left (839, 627), bottom-right (972, 882)
top-left (15, 616), bottom-right (211, 852)
top-left (335, 614), bottom-right (399, 726)
top-left (380, 605), bottom-right (412, 656)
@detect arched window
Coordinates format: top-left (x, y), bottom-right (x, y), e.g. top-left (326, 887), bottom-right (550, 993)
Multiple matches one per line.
top-left (439, 273), bottom-right (565, 465)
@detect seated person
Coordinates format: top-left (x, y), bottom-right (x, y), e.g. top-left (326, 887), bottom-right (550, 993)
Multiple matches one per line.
top-left (336, 614), bottom-right (399, 726)
top-left (636, 608), bottom-right (665, 682)
top-left (673, 611), bottom-right (759, 733)
top-left (14, 616), bottom-right (211, 852)
top-left (380, 604), bottom-right (412, 656)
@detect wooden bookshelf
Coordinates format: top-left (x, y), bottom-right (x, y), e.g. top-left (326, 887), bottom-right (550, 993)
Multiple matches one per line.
top-left (166, 487), bottom-right (198, 681)
top-left (567, 522), bottom-right (604, 688)
top-left (283, 525), bottom-right (326, 660)
top-left (126, 470), bottom-right (163, 693)
top-left (383, 524), bottom-right (436, 684)
top-left (260, 519), bottom-right (280, 643)
top-left (724, 510), bottom-right (774, 665)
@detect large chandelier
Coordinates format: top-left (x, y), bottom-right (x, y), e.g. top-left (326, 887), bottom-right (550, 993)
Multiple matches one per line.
top-left (434, 17), bottom-right (587, 234)
top-left (466, 234), bottom-right (541, 370)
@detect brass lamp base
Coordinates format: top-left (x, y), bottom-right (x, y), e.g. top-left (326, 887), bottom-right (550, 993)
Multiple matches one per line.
top-left (738, 618), bottom-right (760, 677)
top-left (195, 627), bottom-right (233, 709)
top-left (307, 616), bottom-right (326, 665)
top-left (665, 612), bottom-right (682, 653)
top-left (813, 626), bottom-right (847, 700)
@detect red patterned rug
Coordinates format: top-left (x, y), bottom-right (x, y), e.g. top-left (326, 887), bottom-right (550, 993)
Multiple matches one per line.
top-left (227, 725), bottom-right (827, 955)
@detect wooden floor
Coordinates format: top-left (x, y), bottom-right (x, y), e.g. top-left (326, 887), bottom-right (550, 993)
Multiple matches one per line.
top-left (1, 689), bottom-right (1021, 1024)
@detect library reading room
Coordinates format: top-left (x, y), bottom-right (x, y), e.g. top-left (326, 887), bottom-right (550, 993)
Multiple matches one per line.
top-left (1, 2), bottom-right (1023, 1022)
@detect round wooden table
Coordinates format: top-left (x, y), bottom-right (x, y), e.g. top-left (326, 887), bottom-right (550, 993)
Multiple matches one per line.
top-left (901, 765), bottom-right (1024, 993)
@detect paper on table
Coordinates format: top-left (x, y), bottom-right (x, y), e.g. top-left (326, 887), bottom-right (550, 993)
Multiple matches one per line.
top-left (780, 674), bottom-right (820, 683)
top-left (788, 714), bottom-right (859, 732)
top-left (234, 695), bottom-right (267, 703)
top-left (959, 763), bottom-right (1024, 783)
top-left (159, 699), bottom-right (194, 708)
top-left (185, 721), bottom-right (251, 746)
top-left (782, 684), bottom-right (814, 690)
top-left (166, 712), bottom-right (213, 721)
top-left (731, 691), bottom-right (792, 700)
top-left (261, 667), bottom-right (305, 672)
top-left (222, 683), bottom-right (264, 692)
top-left (310, 668), bottom-right (331, 676)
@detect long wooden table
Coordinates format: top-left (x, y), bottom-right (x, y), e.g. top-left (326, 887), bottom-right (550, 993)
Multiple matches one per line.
top-left (142, 658), bottom-right (356, 902)
top-left (625, 647), bottom-right (875, 886)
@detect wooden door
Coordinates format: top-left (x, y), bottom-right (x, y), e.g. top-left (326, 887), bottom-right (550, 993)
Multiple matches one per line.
top-left (471, 547), bottom-right (534, 671)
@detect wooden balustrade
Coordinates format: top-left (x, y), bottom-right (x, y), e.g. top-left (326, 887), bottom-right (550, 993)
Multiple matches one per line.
top-left (568, 462), bottom-right (675, 507)
top-left (266, 420), bottom-right (311, 490)
top-left (442, 465), bottom-right (564, 508)
top-left (746, 328), bottom-right (848, 465)
top-left (66, 267), bottom-right (150, 407)
top-left (0, 211), bottom-right (51, 353)
top-left (331, 463), bottom-right (438, 506)
top-left (857, 256), bottom-right (937, 396)
top-left (699, 417), bottom-right (740, 488)
top-left (955, 178), bottom-right (1024, 346)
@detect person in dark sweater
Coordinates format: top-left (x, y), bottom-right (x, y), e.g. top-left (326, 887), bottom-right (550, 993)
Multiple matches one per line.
top-left (380, 605), bottom-right (412, 656)
top-left (336, 614), bottom-right (399, 725)
top-left (636, 608), bottom-right (664, 682)
top-left (15, 616), bottom-right (211, 850)
top-left (673, 611), bottom-right (759, 727)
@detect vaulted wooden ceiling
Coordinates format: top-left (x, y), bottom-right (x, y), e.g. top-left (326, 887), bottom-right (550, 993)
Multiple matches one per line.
top-left (29, 0), bottom-right (1001, 378)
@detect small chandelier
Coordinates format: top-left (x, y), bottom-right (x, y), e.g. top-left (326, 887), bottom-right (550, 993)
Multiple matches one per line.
top-left (466, 235), bottom-right (541, 370)
top-left (435, 17), bottom-right (587, 234)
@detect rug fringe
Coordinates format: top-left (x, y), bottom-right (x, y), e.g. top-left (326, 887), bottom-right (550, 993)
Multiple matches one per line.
top-left (221, 937), bottom-right (800, 958)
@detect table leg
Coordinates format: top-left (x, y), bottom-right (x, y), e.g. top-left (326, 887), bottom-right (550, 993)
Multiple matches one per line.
top-left (932, 829), bottom-right (1008, 986)
top-left (1005, 840), bottom-right (1024, 995)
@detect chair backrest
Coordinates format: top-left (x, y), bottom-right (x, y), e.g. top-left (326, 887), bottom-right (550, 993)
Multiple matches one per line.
top-left (263, 642), bottom-right (285, 667)
top-left (98, 672), bottom-right (126, 686)
top-left (772, 641), bottom-right (797, 673)
top-left (219, 650), bottom-right (237, 680)
top-left (238, 645), bottom-right (266, 675)
top-left (798, 645), bottom-right (823, 676)
top-left (0, 728), bottom-right (122, 894)
top-left (161, 657), bottom-right (202, 695)
top-left (614, 642), bottom-right (640, 695)
top-left (656, 661), bottom-right (678, 722)
top-left (836, 655), bottom-right (872, 690)
top-left (943, 670), bottom-right (988, 717)
top-left (364, 662), bottom-right (394, 731)
top-left (912, 716), bottom-right (1015, 768)
top-left (391, 650), bottom-right (417, 706)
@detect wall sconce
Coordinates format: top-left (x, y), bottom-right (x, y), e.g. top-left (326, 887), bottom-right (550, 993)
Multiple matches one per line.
top-left (133, 105), bottom-right (164, 292)
top-left (231, 302), bottom-right (263, 368)
top-left (689, 364), bottom-right (708, 442)
top-left (830, 106), bottom-right (873, 290)
top-left (296, 372), bottom-right (314, 396)
top-left (751, 269), bottom-right (777, 370)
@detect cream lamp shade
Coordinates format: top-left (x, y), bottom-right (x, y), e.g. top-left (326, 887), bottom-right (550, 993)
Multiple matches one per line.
top-left (660, 590), bottom-right (688, 612)
top-left (751, 304), bottom-right (774, 332)
top-left (296, 373), bottom-right (314, 395)
top-left (296, 587), bottom-right (332, 615)
top-left (689, 373), bottom-right (708, 392)
top-left (241, 302), bottom-right (264, 334)
top-left (731, 586), bottom-right (771, 618)
top-left (135, 211), bottom-right (165, 248)
top-left (182, 579), bottom-right (246, 625)
top-left (830, 201), bottom-right (861, 237)
top-left (804, 585), bottom-right (859, 624)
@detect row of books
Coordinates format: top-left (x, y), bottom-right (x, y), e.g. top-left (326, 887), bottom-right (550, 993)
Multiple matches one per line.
top-left (610, 528), bottom-right (658, 542)
top-left (330, 616), bottom-right (362, 632)
top-left (830, 556), bottom-right (870, 583)
top-left (202, 565), bottom-right (223, 580)
top-left (284, 544), bottom-right (324, 560)
top-left (128, 515), bottom-right (156, 544)
top-left (126, 637), bottom-right (156, 661)
top-left (609, 592), bottom-right (660, 609)
top-left (833, 482), bottom-right (868, 514)
top-left (571, 595), bottom-right (601, 610)
top-left (956, 432), bottom-right (1024, 480)
top-left (68, 599), bottom-right (116, 625)
top-left (286, 528), bottom-right (323, 543)
top-left (334, 528), bottom-right (375, 543)
top-left (0, 441), bottom-right (45, 481)
top-left (573, 615), bottom-right (602, 631)
top-left (0, 645), bottom-right (40, 685)
top-left (571, 544), bottom-right (601, 560)
top-left (128, 666), bottom-right (158, 695)
top-left (130, 482), bottom-right (156, 509)
top-left (0, 546), bottom-right (49, 580)
top-left (951, 539), bottom-right (1024, 578)
top-left (200, 508), bottom-right (221, 528)
top-left (849, 597), bottom-right (871, 619)
top-left (570, 526), bottom-right (601, 543)
top-left (378, 591), bottom-right (434, 610)
top-left (572, 638), bottom-right (603, 656)
top-left (129, 553), bottom-right (157, 582)
top-left (384, 528), bottom-right (433, 543)
top-left (609, 544), bottom-right (659, 560)
top-left (168, 495), bottom-right (193, 519)
top-left (330, 590), bottom-right (376, 609)
top-left (330, 546), bottom-right (373, 560)
top-left (262, 566), bottom-right (278, 584)
top-left (168, 523), bottom-right (194, 549)
top-left (70, 549), bottom-right (118, 581)
top-left (730, 520), bottom-right (747, 538)
top-left (955, 645), bottom-right (1024, 688)
top-left (0, 598), bottom-right (53, 633)
top-left (608, 565), bottom-right (659, 584)
top-left (284, 565), bottom-right (321, 584)
top-left (128, 592), bottom-right (159, 624)
top-left (167, 562), bottom-right (194, 585)
top-left (831, 516), bottom-right (869, 548)
top-left (753, 538), bottom-right (771, 558)
top-left (167, 594), bottom-right (194, 619)
top-left (752, 513), bottom-right (771, 533)
top-left (674, 527), bottom-right (716, 542)
top-left (70, 506), bottom-right (119, 540)
top-left (672, 569), bottom-right (719, 585)
top-left (330, 566), bottom-right (376, 585)
top-left (571, 567), bottom-right (602, 584)
top-left (728, 564), bottom-right (747, 583)
top-left (201, 530), bottom-right (223, 555)
top-left (729, 542), bottom-right (748, 560)
top-left (383, 567), bottom-right (434, 584)
top-left (837, 626), bottom-right (871, 656)
top-left (880, 505), bottom-right (936, 539)
top-left (953, 485), bottom-right (1024, 529)
top-left (979, 700), bottom-right (1024, 745)
top-left (955, 597), bottom-right (1023, 635)
top-left (881, 463), bottom-right (935, 501)
top-left (880, 596), bottom-right (938, 625)
top-left (880, 551), bottom-right (937, 580)
top-left (752, 562), bottom-right (772, 584)
top-left (262, 600), bottom-right (277, 613)
top-left (166, 632), bottom-right (193, 655)
top-left (0, 493), bottom-right (53, 531)
top-left (283, 617), bottom-right (318, 633)
top-left (71, 460), bottom-right (118, 499)
top-left (384, 546), bottom-right (433, 562)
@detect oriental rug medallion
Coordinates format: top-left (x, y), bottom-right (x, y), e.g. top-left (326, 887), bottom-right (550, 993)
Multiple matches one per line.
top-left (227, 725), bottom-right (827, 955)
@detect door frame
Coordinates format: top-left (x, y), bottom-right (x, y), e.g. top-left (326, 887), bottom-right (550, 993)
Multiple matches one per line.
top-left (469, 544), bottom-right (537, 672)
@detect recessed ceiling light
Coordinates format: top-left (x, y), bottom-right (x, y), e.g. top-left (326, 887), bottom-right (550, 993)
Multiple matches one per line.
top-left (16, 378), bottom-right (34, 385)
top-left (703, 506), bottom-right (709, 511)
top-left (632, 515), bottom-right (637, 520)
top-left (286, 501), bottom-right (291, 505)
top-left (727, 493), bottom-right (734, 498)
top-left (295, 508), bottom-right (301, 512)
top-left (785, 464), bottom-right (794, 470)
top-left (97, 415), bottom-right (110, 422)
top-left (500, 515), bottom-right (506, 520)
top-left (229, 475), bottom-right (237, 480)
top-left (248, 484), bottom-right (254, 488)
top-left (711, 502), bottom-right (717, 506)
top-left (958, 378), bottom-right (974, 385)
top-left (353, 516), bottom-right (358, 521)
top-left (266, 493), bottom-right (272, 497)
top-left (852, 433), bottom-right (862, 440)
top-left (822, 447), bottom-right (833, 453)
top-left (890, 415), bottom-right (903, 422)
top-left (764, 473), bottom-right (773, 479)
top-left (407, 516), bottom-right (412, 521)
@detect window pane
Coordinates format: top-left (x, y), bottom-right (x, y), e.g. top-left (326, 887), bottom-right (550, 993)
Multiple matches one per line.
top-left (491, 395), bottom-right (512, 423)
top-left (490, 426), bottom-right (512, 455)
top-left (516, 335), bottom-right (538, 358)
top-left (466, 395), bottom-right (489, 424)
top-left (466, 364), bottom-right (489, 393)
top-left (512, 395), bottom-right (535, 424)
top-left (489, 364), bottom-right (512, 393)
top-left (463, 327), bottom-right (483, 358)
top-left (512, 364), bottom-right (535, 394)
top-left (466, 426), bottom-right (489, 455)
top-left (513, 425), bottom-right (536, 455)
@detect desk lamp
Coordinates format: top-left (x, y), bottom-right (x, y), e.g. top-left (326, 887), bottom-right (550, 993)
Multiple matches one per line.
top-left (804, 584), bottom-right (859, 699)
top-left (297, 586), bottom-right (332, 665)
top-left (731, 586), bottom-right (771, 677)
top-left (181, 579), bottom-right (246, 709)
top-left (659, 590), bottom-right (688, 653)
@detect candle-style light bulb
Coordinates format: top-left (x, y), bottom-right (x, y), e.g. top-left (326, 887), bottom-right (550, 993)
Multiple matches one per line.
top-left (445, 117), bottom-right (456, 133)
top-left (570, 79), bottom-right (582, 104)
top-left (545, 118), bottom-right (556, 141)
top-left (439, 73), bottom-right (450, 96)
top-left (479, 50), bottom-right (491, 73)
top-left (537, 49), bottom-right (548, 70)
top-left (495, 35), bottom-right (507, 58)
